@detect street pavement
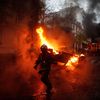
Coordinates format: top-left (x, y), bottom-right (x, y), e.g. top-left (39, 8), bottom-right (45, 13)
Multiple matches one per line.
top-left (0, 55), bottom-right (100, 100)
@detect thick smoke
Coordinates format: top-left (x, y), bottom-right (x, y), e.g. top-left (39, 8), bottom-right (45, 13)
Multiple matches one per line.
top-left (77, 0), bottom-right (100, 38)
top-left (0, 0), bottom-right (43, 98)
top-left (45, 0), bottom-right (100, 38)
top-left (89, 0), bottom-right (100, 9)
top-left (82, 12), bottom-right (97, 38)
top-left (82, 0), bottom-right (100, 38)
top-left (68, 0), bottom-right (100, 38)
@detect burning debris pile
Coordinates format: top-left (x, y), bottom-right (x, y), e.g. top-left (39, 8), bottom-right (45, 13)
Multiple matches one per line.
top-left (36, 26), bottom-right (85, 71)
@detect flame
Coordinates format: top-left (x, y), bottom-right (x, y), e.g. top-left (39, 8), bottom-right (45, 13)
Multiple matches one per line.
top-left (36, 27), bottom-right (58, 54)
top-left (36, 27), bottom-right (85, 71)
top-left (80, 54), bottom-right (85, 57)
top-left (66, 54), bottom-right (79, 71)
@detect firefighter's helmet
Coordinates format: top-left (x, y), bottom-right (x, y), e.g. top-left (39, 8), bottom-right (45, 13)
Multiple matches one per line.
top-left (40, 44), bottom-right (48, 52)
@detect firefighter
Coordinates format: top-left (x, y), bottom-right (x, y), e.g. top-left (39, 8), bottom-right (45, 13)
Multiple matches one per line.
top-left (34, 44), bottom-right (55, 94)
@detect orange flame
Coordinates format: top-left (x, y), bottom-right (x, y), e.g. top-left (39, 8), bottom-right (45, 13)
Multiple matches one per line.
top-left (36, 27), bottom-right (85, 71)
top-left (66, 54), bottom-right (79, 70)
top-left (36, 27), bottom-right (58, 54)
top-left (80, 54), bottom-right (85, 57)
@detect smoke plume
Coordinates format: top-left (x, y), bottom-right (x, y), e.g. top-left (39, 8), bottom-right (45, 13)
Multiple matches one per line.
top-left (0, 0), bottom-right (43, 98)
